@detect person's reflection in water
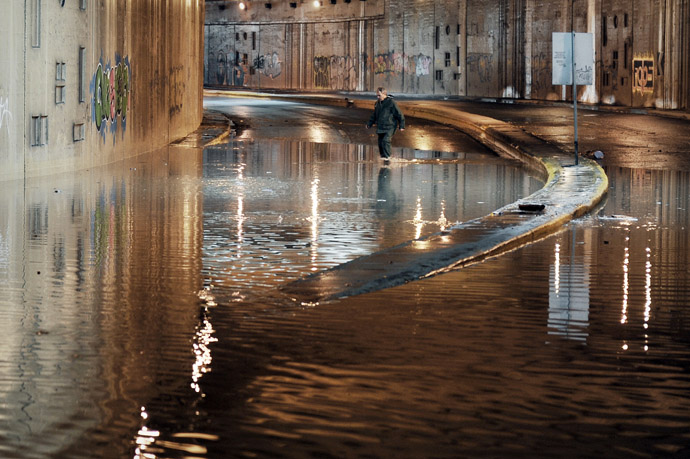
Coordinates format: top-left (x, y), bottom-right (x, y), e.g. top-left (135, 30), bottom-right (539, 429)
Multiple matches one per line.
top-left (375, 167), bottom-right (400, 218)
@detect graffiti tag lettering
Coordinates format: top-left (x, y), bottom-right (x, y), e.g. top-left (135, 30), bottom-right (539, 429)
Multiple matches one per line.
top-left (373, 52), bottom-right (431, 77)
top-left (633, 59), bottom-right (654, 92)
top-left (467, 53), bottom-right (493, 83)
top-left (313, 54), bottom-right (367, 90)
top-left (253, 52), bottom-right (282, 79)
top-left (92, 55), bottom-right (131, 137)
top-left (215, 52), bottom-right (246, 86)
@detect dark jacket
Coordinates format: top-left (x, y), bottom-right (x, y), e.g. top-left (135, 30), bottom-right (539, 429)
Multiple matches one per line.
top-left (367, 96), bottom-right (405, 133)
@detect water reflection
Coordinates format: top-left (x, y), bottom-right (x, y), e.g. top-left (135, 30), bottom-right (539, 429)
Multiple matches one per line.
top-left (548, 228), bottom-right (590, 342)
top-left (0, 145), bottom-right (205, 458)
top-left (10, 133), bottom-right (690, 457)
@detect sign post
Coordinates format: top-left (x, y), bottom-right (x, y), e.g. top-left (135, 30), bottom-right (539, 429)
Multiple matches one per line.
top-left (552, 32), bottom-right (594, 165)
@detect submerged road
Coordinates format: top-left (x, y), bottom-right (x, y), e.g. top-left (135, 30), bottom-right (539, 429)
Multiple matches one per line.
top-left (205, 91), bottom-right (611, 302)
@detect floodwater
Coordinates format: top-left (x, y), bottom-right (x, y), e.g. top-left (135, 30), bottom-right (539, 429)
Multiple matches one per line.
top-left (1, 123), bottom-right (690, 458)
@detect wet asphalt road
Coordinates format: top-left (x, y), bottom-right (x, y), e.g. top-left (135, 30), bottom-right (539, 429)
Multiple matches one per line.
top-left (204, 96), bottom-right (496, 156)
top-left (450, 101), bottom-right (690, 170)
top-left (206, 94), bottom-right (690, 171)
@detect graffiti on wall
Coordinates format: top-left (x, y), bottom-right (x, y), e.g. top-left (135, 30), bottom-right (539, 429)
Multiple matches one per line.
top-left (373, 51), bottom-right (431, 77)
top-left (530, 51), bottom-right (553, 93)
top-left (253, 52), bottom-right (282, 79)
top-left (216, 52), bottom-right (247, 86)
top-left (633, 58), bottom-right (654, 93)
top-left (467, 53), bottom-right (494, 84)
top-left (313, 55), bottom-right (364, 90)
top-left (92, 55), bottom-right (131, 140)
top-left (0, 96), bottom-right (12, 135)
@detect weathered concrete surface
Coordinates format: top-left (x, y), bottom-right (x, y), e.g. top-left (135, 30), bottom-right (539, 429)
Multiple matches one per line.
top-left (209, 91), bottom-right (608, 302)
top-left (205, 0), bottom-right (690, 108)
top-left (1, 0), bottom-right (205, 181)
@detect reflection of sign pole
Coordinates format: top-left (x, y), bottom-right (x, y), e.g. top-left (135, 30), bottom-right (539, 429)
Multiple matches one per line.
top-left (571, 32), bottom-right (579, 164)
top-left (553, 32), bottom-right (594, 166)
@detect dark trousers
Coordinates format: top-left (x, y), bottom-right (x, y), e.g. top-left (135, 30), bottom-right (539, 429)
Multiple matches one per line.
top-left (377, 130), bottom-right (394, 159)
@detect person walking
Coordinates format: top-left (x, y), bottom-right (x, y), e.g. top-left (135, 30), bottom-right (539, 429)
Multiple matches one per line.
top-left (366, 87), bottom-right (405, 161)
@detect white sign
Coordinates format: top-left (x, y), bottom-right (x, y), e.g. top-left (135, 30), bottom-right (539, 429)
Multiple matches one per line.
top-left (552, 32), bottom-right (594, 85)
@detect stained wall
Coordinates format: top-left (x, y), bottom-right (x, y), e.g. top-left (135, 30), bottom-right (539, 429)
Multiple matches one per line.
top-left (0, 0), bottom-right (205, 181)
top-left (204, 0), bottom-right (689, 110)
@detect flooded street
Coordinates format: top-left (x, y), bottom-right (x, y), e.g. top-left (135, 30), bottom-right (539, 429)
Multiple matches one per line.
top-left (1, 97), bottom-right (690, 458)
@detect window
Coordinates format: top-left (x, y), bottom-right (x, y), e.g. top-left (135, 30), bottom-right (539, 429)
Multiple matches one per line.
top-left (73, 123), bottom-right (85, 142)
top-left (78, 47), bottom-right (86, 102)
top-left (435, 26), bottom-right (440, 49)
top-left (56, 62), bottom-right (66, 104)
top-left (31, 115), bottom-right (48, 146)
top-left (55, 86), bottom-right (66, 104)
top-left (80, 0), bottom-right (87, 10)
top-left (32, 0), bottom-right (41, 48)
top-left (456, 46), bottom-right (460, 66)
top-left (435, 70), bottom-right (443, 81)
top-left (56, 62), bottom-right (66, 81)
top-left (252, 31), bottom-right (256, 50)
top-left (445, 52), bottom-right (451, 67)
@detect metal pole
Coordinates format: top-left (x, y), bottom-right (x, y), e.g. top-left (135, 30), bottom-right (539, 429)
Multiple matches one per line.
top-left (571, 31), bottom-right (579, 165)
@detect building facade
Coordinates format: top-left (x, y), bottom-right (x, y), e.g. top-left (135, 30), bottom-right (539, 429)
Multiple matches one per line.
top-left (204, 0), bottom-right (689, 110)
top-left (0, 0), bottom-right (205, 181)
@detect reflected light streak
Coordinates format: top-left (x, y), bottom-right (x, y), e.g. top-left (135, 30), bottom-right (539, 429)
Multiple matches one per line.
top-left (193, 287), bottom-right (219, 394)
top-left (236, 164), bottom-right (246, 255)
top-left (134, 407), bottom-right (160, 459)
top-left (191, 309), bottom-right (218, 394)
top-left (310, 176), bottom-right (320, 270)
top-left (621, 245), bottom-right (629, 324)
top-left (554, 243), bottom-right (561, 296)
top-left (414, 196), bottom-right (424, 239)
top-left (437, 201), bottom-right (449, 231)
top-left (644, 247), bottom-right (652, 344)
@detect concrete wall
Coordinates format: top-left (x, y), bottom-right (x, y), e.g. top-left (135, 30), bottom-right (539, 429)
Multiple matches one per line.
top-left (204, 0), bottom-right (689, 110)
top-left (0, 0), bottom-right (205, 181)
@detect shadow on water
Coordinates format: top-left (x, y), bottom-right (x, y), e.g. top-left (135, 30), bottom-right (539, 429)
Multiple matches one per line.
top-left (2, 137), bottom-right (690, 458)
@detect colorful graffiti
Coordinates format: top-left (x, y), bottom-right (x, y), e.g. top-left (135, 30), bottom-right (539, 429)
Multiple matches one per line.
top-left (633, 58), bottom-right (654, 92)
top-left (253, 52), bottom-right (282, 79)
top-left (372, 51), bottom-right (431, 77)
top-left (0, 96), bottom-right (12, 135)
top-left (92, 55), bottom-right (131, 139)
